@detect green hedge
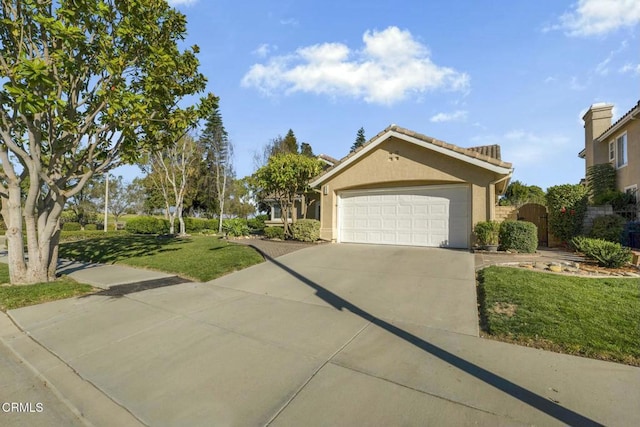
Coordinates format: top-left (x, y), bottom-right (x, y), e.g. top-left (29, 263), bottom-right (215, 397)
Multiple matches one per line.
top-left (571, 236), bottom-right (631, 268)
top-left (473, 221), bottom-right (500, 246)
top-left (247, 216), bottom-right (267, 232)
top-left (126, 217), bottom-right (170, 234)
top-left (264, 226), bottom-right (284, 239)
top-left (85, 224), bottom-right (98, 231)
top-left (590, 214), bottom-right (626, 243)
top-left (498, 220), bottom-right (537, 253)
top-left (291, 219), bottom-right (320, 242)
top-left (62, 222), bottom-right (82, 231)
top-left (59, 230), bottom-right (123, 242)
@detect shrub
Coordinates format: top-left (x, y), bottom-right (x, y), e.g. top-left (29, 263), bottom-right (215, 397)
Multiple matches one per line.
top-left (247, 216), bottom-right (266, 232)
top-left (498, 220), bottom-right (537, 253)
top-left (59, 230), bottom-right (122, 242)
top-left (205, 219), bottom-right (220, 231)
top-left (473, 221), bottom-right (500, 246)
top-left (590, 214), bottom-right (626, 243)
top-left (183, 217), bottom-right (209, 233)
top-left (62, 222), bottom-right (81, 231)
top-left (291, 219), bottom-right (320, 242)
top-left (126, 217), bottom-right (170, 234)
top-left (264, 226), bottom-right (284, 240)
top-left (222, 218), bottom-right (249, 237)
top-left (85, 224), bottom-right (98, 231)
top-left (571, 236), bottom-right (631, 268)
top-left (546, 184), bottom-right (588, 243)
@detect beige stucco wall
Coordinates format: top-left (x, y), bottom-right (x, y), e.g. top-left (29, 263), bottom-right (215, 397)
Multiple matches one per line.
top-left (316, 137), bottom-right (509, 245)
top-left (583, 104), bottom-right (613, 174)
top-left (611, 118), bottom-right (640, 192)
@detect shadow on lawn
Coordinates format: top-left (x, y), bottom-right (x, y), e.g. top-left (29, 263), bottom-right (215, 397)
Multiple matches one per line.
top-left (249, 244), bottom-right (603, 427)
top-left (58, 235), bottom-right (186, 264)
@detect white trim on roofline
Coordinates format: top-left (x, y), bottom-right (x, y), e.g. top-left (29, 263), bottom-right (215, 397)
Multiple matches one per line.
top-left (309, 129), bottom-right (512, 187)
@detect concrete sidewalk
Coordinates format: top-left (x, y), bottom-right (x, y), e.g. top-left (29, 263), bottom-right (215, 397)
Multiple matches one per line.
top-left (1, 244), bottom-right (638, 426)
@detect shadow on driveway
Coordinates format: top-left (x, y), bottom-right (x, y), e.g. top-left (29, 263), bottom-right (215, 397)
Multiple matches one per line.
top-left (252, 245), bottom-right (602, 427)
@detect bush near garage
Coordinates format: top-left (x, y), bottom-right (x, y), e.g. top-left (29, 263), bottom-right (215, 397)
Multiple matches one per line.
top-left (498, 220), bottom-right (537, 253)
top-left (571, 236), bottom-right (632, 268)
top-left (473, 221), bottom-right (500, 246)
top-left (589, 214), bottom-right (626, 243)
top-left (291, 219), bottom-right (320, 242)
top-left (126, 216), bottom-right (170, 234)
top-left (264, 226), bottom-right (284, 240)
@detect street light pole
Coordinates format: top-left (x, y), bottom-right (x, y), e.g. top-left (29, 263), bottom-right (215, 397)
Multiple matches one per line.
top-left (103, 173), bottom-right (109, 232)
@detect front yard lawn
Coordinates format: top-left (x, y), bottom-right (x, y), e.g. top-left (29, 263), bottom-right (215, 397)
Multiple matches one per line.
top-left (59, 234), bottom-right (264, 282)
top-left (0, 264), bottom-right (94, 311)
top-left (478, 266), bottom-right (640, 366)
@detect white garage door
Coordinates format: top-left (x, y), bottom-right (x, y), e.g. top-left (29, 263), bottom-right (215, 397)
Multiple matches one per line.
top-left (338, 186), bottom-right (469, 248)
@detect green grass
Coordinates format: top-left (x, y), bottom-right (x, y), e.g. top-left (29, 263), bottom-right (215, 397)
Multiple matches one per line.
top-left (478, 266), bottom-right (640, 366)
top-left (0, 264), bottom-right (94, 311)
top-left (59, 235), bottom-right (264, 282)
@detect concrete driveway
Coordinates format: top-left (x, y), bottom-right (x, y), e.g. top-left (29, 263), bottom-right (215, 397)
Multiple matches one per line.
top-left (5, 244), bottom-right (640, 426)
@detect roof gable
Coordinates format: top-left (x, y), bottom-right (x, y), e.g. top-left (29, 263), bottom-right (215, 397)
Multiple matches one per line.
top-left (596, 100), bottom-right (640, 141)
top-left (310, 125), bottom-right (512, 187)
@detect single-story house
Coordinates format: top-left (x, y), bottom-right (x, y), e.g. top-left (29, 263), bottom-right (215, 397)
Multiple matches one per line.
top-left (578, 101), bottom-right (640, 197)
top-left (309, 125), bottom-right (513, 249)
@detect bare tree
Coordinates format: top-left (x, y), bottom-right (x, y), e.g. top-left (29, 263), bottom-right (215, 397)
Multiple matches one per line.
top-left (142, 135), bottom-right (201, 235)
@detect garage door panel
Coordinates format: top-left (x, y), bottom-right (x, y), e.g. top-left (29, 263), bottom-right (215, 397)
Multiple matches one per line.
top-left (339, 186), bottom-right (469, 248)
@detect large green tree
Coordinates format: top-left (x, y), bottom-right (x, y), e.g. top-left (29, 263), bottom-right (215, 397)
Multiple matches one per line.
top-left (0, 0), bottom-right (214, 283)
top-left (252, 153), bottom-right (323, 238)
top-left (499, 181), bottom-right (546, 207)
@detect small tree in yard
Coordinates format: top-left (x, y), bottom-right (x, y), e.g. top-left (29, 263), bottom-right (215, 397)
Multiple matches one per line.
top-left (141, 135), bottom-right (202, 235)
top-left (0, 1), bottom-right (214, 284)
top-left (252, 153), bottom-right (323, 238)
top-left (546, 184), bottom-right (588, 244)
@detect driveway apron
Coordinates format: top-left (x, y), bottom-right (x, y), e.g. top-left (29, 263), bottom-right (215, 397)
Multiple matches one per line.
top-left (6, 244), bottom-right (640, 426)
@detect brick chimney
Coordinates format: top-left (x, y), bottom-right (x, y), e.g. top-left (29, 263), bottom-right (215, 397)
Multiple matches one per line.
top-left (583, 103), bottom-right (613, 173)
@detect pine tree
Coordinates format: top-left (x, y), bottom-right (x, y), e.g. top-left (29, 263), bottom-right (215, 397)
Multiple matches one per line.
top-left (300, 142), bottom-right (314, 157)
top-left (351, 127), bottom-right (366, 152)
top-left (283, 129), bottom-right (299, 153)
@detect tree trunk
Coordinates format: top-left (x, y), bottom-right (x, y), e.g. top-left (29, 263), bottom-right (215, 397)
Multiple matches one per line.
top-left (2, 184), bottom-right (28, 284)
top-left (178, 206), bottom-right (185, 235)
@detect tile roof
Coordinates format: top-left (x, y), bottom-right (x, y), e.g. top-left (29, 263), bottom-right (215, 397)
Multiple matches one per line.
top-left (311, 125), bottom-right (512, 185)
top-left (596, 100), bottom-right (640, 141)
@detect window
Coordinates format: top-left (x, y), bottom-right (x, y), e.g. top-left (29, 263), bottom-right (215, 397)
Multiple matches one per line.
top-left (609, 141), bottom-right (615, 161)
top-left (616, 133), bottom-right (627, 168)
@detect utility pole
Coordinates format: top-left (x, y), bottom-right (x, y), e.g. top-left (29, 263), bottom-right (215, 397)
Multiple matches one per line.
top-left (103, 173), bottom-right (109, 232)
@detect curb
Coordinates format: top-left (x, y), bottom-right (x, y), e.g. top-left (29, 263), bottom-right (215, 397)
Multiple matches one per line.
top-left (0, 312), bottom-right (145, 427)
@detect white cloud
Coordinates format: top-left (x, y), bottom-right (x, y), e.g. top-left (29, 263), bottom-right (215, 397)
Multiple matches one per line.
top-left (544, 76), bottom-right (557, 83)
top-left (168, 0), bottom-right (198, 6)
top-left (253, 43), bottom-right (276, 58)
top-left (430, 110), bottom-right (468, 123)
top-left (280, 18), bottom-right (299, 26)
top-left (549, 0), bottom-right (640, 36)
top-left (472, 130), bottom-right (571, 166)
top-left (241, 26), bottom-right (470, 105)
top-left (620, 63), bottom-right (640, 74)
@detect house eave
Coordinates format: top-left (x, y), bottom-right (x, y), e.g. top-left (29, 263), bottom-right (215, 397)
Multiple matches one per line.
top-left (310, 129), bottom-right (513, 187)
top-left (595, 101), bottom-right (640, 142)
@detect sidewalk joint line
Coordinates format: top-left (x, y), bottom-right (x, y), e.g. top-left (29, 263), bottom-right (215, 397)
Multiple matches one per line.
top-left (264, 321), bottom-right (372, 426)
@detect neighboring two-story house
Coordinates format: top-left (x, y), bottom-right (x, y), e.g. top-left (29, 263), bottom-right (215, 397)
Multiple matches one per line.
top-left (579, 101), bottom-right (640, 198)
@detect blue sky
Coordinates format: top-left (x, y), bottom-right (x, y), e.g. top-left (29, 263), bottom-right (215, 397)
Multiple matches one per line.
top-left (118, 0), bottom-right (640, 190)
